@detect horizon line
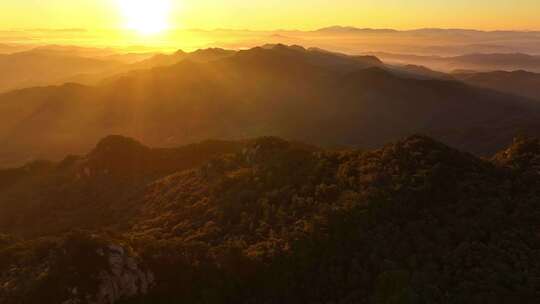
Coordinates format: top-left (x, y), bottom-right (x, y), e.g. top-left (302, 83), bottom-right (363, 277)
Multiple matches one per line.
top-left (2, 25), bottom-right (540, 33)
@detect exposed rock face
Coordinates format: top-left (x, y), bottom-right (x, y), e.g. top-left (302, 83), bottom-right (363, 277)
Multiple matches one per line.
top-left (91, 245), bottom-right (154, 304)
top-left (0, 233), bottom-right (153, 304)
top-left (63, 244), bottom-right (154, 304)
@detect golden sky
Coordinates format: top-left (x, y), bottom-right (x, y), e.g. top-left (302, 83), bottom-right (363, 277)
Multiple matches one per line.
top-left (1, 0), bottom-right (539, 31)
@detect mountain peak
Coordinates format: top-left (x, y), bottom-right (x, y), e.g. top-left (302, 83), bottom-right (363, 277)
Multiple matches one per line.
top-left (260, 43), bottom-right (306, 52)
top-left (182, 48), bottom-right (237, 63)
top-left (88, 135), bottom-right (150, 166)
top-left (191, 47), bottom-right (221, 53)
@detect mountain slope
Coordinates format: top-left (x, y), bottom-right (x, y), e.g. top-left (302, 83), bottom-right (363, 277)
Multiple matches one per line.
top-left (452, 53), bottom-right (540, 71)
top-left (1, 44), bottom-right (540, 167)
top-left (0, 136), bottom-right (245, 238)
top-left (127, 135), bottom-right (540, 303)
top-left (0, 49), bottom-right (124, 92)
top-left (2, 135), bottom-right (540, 303)
top-left (131, 48), bottom-right (237, 69)
top-left (373, 52), bottom-right (540, 72)
top-left (64, 48), bottom-right (239, 88)
top-left (454, 70), bottom-right (540, 101)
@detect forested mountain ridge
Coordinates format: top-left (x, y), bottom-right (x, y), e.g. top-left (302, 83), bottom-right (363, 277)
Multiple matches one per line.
top-left (0, 136), bottom-right (245, 238)
top-left (2, 134), bottom-right (540, 303)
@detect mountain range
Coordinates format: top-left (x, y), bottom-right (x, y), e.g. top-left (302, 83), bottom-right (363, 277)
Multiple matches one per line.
top-left (453, 70), bottom-right (540, 101)
top-left (316, 26), bottom-right (540, 35)
top-left (0, 48), bottom-right (123, 93)
top-left (2, 134), bottom-right (540, 303)
top-left (372, 52), bottom-right (540, 72)
top-left (4, 26), bottom-right (540, 57)
top-left (1, 44), bottom-right (540, 167)
top-left (3, 35), bottom-right (540, 303)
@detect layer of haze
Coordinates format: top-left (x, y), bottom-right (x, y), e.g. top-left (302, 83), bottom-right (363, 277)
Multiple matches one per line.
top-left (2, 0), bottom-right (540, 31)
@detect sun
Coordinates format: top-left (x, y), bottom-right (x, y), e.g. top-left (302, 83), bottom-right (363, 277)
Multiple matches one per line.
top-left (117, 0), bottom-right (172, 35)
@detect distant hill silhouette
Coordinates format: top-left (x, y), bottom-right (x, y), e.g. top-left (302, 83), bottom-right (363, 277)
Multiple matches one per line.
top-left (454, 70), bottom-right (540, 101)
top-left (0, 45), bottom-right (160, 92)
top-left (0, 48), bottom-right (123, 92)
top-left (316, 26), bottom-right (399, 34)
top-left (454, 53), bottom-right (540, 69)
top-left (373, 52), bottom-right (540, 72)
top-left (395, 64), bottom-right (454, 80)
top-left (132, 48), bottom-right (236, 69)
top-left (0, 44), bottom-right (540, 167)
top-left (310, 26), bottom-right (540, 55)
top-left (66, 48), bottom-right (238, 86)
top-left (0, 43), bottom-right (33, 54)
top-left (317, 26), bottom-right (540, 36)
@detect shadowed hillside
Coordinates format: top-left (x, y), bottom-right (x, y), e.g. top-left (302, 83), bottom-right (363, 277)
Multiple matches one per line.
top-left (0, 136), bottom-right (245, 238)
top-left (454, 70), bottom-right (540, 101)
top-left (1, 44), bottom-right (540, 167)
top-left (2, 135), bottom-right (540, 303)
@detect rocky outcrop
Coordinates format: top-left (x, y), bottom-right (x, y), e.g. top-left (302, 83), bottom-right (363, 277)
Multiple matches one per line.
top-left (64, 244), bottom-right (154, 304)
top-left (0, 233), bottom-right (153, 304)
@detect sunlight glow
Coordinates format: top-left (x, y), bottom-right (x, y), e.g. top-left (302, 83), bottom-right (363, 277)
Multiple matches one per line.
top-left (117, 0), bottom-right (172, 35)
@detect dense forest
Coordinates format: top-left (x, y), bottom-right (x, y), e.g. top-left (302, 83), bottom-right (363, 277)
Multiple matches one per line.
top-left (2, 134), bottom-right (540, 303)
